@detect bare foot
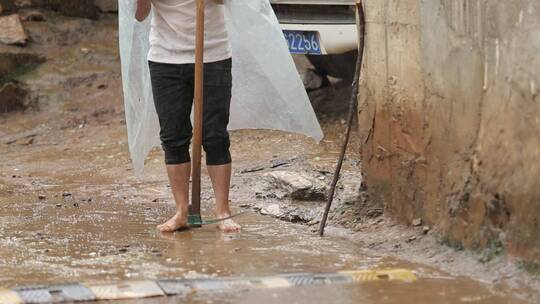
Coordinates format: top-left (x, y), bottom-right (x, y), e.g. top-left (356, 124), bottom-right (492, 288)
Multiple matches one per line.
top-left (157, 211), bottom-right (188, 233)
top-left (217, 216), bottom-right (241, 233)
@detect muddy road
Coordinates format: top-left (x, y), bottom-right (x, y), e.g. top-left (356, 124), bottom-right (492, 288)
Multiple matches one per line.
top-left (0, 11), bottom-right (538, 304)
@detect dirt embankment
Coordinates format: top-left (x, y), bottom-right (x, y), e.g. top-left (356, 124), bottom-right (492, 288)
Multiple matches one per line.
top-left (358, 0), bottom-right (540, 268)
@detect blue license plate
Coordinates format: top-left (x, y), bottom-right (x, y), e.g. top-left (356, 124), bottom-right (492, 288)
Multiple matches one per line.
top-left (283, 30), bottom-right (322, 55)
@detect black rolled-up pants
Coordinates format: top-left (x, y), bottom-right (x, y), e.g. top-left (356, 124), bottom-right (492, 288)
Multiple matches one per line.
top-left (148, 58), bottom-right (232, 166)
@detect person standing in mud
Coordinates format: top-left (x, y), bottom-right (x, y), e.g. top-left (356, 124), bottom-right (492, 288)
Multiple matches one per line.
top-left (135, 0), bottom-right (240, 233)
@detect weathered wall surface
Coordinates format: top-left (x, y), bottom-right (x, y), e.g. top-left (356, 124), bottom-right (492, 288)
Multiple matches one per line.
top-left (359, 0), bottom-right (540, 262)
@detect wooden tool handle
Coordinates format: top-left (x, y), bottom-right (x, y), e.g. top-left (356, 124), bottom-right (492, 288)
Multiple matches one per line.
top-left (191, 0), bottom-right (205, 216)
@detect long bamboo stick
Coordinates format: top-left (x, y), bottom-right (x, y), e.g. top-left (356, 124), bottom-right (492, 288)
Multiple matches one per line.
top-left (319, 0), bottom-right (366, 236)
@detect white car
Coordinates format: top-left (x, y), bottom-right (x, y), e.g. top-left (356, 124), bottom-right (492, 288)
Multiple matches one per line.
top-left (271, 0), bottom-right (357, 81)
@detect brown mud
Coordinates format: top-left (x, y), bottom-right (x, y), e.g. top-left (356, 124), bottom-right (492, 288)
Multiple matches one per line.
top-left (0, 10), bottom-right (538, 303)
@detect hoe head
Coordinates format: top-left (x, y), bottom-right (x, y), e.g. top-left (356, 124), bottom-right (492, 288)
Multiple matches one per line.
top-left (187, 214), bottom-right (203, 228)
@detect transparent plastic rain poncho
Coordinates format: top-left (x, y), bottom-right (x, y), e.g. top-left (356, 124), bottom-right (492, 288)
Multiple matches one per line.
top-left (119, 0), bottom-right (323, 174)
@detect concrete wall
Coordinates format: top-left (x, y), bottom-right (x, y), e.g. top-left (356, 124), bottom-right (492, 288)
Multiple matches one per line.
top-left (358, 0), bottom-right (540, 262)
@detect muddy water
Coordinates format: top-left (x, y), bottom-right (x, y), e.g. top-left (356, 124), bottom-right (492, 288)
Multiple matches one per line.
top-left (0, 11), bottom-right (532, 304)
top-left (0, 192), bottom-right (524, 304)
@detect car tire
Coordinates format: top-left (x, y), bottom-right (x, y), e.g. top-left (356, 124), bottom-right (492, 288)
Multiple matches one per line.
top-left (307, 50), bottom-right (357, 83)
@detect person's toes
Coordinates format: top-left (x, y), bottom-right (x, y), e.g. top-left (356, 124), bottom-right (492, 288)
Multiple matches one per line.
top-left (218, 219), bottom-right (241, 233)
top-left (162, 224), bottom-right (175, 232)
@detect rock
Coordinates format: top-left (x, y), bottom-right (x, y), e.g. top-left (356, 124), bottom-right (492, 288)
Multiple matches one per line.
top-left (406, 236), bottom-right (417, 243)
top-left (0, 14), bottom-right (28, 46)
top-left (38, 194), bottom-right (46, 200)
top-left (308, 218), bottom-right (320, 226)
top-left (412, 218), bottom-right (422, 227)
top-left (366, 208), bottom-right (383, 218)
top-left (263, 171), bottom-right (327, 201)
top-left (260, 204), bottom-right (281, 217)
top-left (0, 82), bottom-right (27, 113)
top-left (422, 226), bottom-right (430, 235)
top-left (278, 207), bottom-right (317, 223)
top-left (94, 0), bottom-right (117, 12)
top-left (62, 192), bottom-right (72, 197)
top-left (55, 203), bottom-right (62, 208)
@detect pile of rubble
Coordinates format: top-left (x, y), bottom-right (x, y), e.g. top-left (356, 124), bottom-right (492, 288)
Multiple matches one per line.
top-left (0, 0), bottom-right (116, 113)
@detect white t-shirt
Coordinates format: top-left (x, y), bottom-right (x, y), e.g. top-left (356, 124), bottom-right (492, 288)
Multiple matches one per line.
top-left (148, 0), bottom-right (232, 64)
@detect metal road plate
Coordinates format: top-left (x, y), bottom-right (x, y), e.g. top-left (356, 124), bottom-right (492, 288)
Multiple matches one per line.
top-left (191, 280), bottom-right (228, 293)
top-left (0, 288), bottom-right (22, 304)
top-left (340, 269), bottom-right (417, 283)
top-left (158, 279), bottom-right (228, 295)
top-left (157, 280), bottom-right (192, 296)
top-left (283, 273), bottom-right (352, 286)
top-left (223, 277), bottom-right (290, 290)
top-left (12, 285), bottom-right (51, 304)
top-left (222, 279), bottom-right (259, 290)
top-left (15, 284), bottom-right (95, 303)
top-left (258, 277), bottom-right (291, 289)
top-left (85, 281), bottom-right (164, 300)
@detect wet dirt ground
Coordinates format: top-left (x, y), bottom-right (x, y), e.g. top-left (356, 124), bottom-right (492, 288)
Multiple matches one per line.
top-left (0, 11), bottom-right (538, 303)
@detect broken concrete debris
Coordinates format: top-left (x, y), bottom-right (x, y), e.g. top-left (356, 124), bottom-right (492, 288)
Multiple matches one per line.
top-left (260, 204), bottom-right (281, 217)
top-left (263, 170), bottom-right (327, 201)
top-left (0, 14), bottom-right (28, 46)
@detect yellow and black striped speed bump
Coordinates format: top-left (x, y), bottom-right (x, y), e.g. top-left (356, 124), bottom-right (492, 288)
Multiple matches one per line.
top-left (0, 288), bottom-right (22, 304)
top-left (0, 269), bottom-right (417, 303)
